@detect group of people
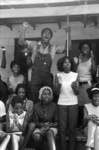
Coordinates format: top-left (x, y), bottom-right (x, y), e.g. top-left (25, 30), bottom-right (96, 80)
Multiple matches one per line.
top-left (0, 22), bottom-right (99, 150)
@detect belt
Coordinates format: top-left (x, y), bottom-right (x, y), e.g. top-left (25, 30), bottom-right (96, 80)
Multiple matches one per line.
top-left (79, 81), bottom-right (92, 86)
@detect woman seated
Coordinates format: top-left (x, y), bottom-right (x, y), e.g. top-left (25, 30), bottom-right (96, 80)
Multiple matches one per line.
top-left (32, 86), bottom-right (58, 150)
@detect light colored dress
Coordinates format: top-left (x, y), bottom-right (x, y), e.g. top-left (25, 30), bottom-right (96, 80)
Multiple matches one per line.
top-left (9, 110), bottom-right (26, 132)
top-left (85, 103), bottom-right (99, 148)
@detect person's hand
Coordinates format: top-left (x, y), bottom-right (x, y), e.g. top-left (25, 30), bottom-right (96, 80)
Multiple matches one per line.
top-left (73, 57), bottom-right (78, 64)
top-left (92, 116), bottom-right (99, 124)
top-left (1, 47), bottom-right (6, 54)
top-left (91, 51), bottom-right (95, 63)
top-left (71, 81), bottom-right (76, 88)
top-left (57, 75), bottom-right (63, 85)
top-left (91, 51), bottom-right (94, 58)
top-left (0, 130), bottom-right (6, 137)
top-left (23, 22), bottom-right (29, 29)
top-left (87, 114), bottom-right (98, 121)
top-left (14, 114), bottom-right (19, 125)
top-left (43, 122), bottom-right (51, 130)
top-left (8, 123), bottom-right (15, 131)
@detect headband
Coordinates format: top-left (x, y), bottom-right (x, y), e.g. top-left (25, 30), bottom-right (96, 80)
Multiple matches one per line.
top-left (91, 88), bottom-right (99, 91)
top-left (39, 86), bottom-right (53, 101)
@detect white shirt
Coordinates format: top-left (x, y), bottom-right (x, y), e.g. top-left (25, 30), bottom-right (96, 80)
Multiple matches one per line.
top-left (85, 103), bottom-right (99, 117)
top-left (57, 71), bottom-right (78, 105)
top-left (0, 100), bottom-right (6, 117)
top-left (77, 58), bottom-right (92, 82)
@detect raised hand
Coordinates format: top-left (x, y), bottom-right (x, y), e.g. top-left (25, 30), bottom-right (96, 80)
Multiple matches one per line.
top-left (23, 22), bottom-right (29, 29)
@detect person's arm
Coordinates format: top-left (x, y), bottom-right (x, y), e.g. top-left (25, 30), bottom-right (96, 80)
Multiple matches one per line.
top-left (18, 22), bottom-right (36, 51)
top-left (0, 115), bottom-right (6, 122)
top-left (33, 106), bottom-right (43, 128)
top-left (55, 45), bottom-right (65, 54)
top-left (83, 106), bottom-right (97, 128)
top-left (49, 104), bottom-right (58, 128)
top-left (71, 75), bottom-right (79, 95)
top-left (6, 112), bottom-right (14, 132)
top-left (1, 48), bottom-right (6, 68)
top-left (22, 75), bottom-right (26, 85)
top-left (27, 101), bottom-right (34, 121)
top-left (91, 51), bottom-right (97, 77)
top-left (54, 74), bottom-right (62, 96)
top-left (7, 77), bottom-right (14, 94)
top-left (0, 101), bottom-right (6, 122)
top-left (14, 112), bottom-right (28, 133)
top-left (18, 22), bottom-right (28, 47)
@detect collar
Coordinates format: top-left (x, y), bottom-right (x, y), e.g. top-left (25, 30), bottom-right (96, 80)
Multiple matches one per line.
top-left (40, 101), bottom-right (50, 107)
top-left (38, 41), bottom-right (50, 49)
top-left (38, 41), bottom-right (41, 45)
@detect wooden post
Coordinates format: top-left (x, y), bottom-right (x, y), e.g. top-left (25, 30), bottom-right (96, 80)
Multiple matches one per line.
top-left (66, 15), bottom-right (69, 57)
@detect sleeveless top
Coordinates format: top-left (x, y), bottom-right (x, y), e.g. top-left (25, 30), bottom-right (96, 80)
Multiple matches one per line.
top-left (85, 103), bottom-right (99, 117)
top-left (9, 74), bottom-right (24, 92)
top-left (77, 58), bottom-right (92, 82)
top-left (57, 71), bottom-right (78, 105)
top-left (9, 110), bottom-right (26, 132)
top-left (85, 103), bottom-right (99, 148)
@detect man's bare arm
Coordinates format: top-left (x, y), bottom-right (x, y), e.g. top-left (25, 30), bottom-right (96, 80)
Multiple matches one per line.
top-left (18, 22), bottom-right (29, 47)
top-left (1, 47), bottom-right (6, 68)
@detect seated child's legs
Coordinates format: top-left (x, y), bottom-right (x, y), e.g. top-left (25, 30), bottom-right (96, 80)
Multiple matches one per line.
top-left (0, 135), bottom-right (11, 150)
top-left (33, 128), bottom-right (42, 142)
top-left (12, 134), bottom-right (22, 150)
top-left (86, 146), bottom-right (92, 150)
top-left (33, 128), bottom-right (43, 149)
top-left (20, 122), bottom-right (35, 150)
top-left (46, 129), bottom-right (57, 150)
top-left (86, 121), bottom-right (96, 148)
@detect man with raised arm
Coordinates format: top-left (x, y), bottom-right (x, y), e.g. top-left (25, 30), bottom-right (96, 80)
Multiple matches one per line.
top-left (19, 22), bottom-right (65, 103)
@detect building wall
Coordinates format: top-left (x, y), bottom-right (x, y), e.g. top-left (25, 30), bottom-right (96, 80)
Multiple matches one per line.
top-left (0, 22), bottom-right (99, 82)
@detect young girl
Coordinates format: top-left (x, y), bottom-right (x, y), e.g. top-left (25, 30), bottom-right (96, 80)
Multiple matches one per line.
top-left (83, 86), bottom-right (99, 150)
top-left (1, 95), bottom-right (28, 150)
top-left (7, 83), bottom-right (34, 122)
top-left (7, 61), bottom-right (25, 94)
top-left (54, 56), bottom-right (79, 150)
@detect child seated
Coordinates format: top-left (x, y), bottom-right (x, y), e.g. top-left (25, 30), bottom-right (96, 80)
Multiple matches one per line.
top-left (6, 83), bottom-right (34, 122)
top-left (83, 85), bottom-right (99, 150)
top-left (32, 86), bottom-right (58, 150)
top-left (0, 96), bottom-right (28, 150)
top-left (0, 100), bottom-right (6, 130)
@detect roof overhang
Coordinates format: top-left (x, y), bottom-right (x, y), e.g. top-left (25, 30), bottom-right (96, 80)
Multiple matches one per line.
top-left (0, 0), bottom-right (99, 29)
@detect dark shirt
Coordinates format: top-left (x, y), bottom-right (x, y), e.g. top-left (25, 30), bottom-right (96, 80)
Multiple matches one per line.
top-left (33, 101), bottom-right (58, 124)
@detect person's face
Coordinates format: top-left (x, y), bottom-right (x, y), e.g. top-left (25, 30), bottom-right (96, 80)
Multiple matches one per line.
top-left (12, 64), bottom-right (20, 74)
top-left (41, 89), bottom-right (52, 105)
top-left (92, 93), bottom-right (99, 107)
top-left (13, 102), bottom-right (23, 115)
top-left (81, 44), bottom-right (90, 55)
top-left (63, 58), bottom-right (71, 71)
top-left (17, 87), bottom-right (26, 99)
top-left (41, 29), bottom-right (52, 43)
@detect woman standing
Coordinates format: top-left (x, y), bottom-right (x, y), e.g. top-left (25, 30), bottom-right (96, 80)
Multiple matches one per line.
top-left (54, 56), bottom-right (79, 150)
top-left (76, 40), bottom-right (96, 105)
